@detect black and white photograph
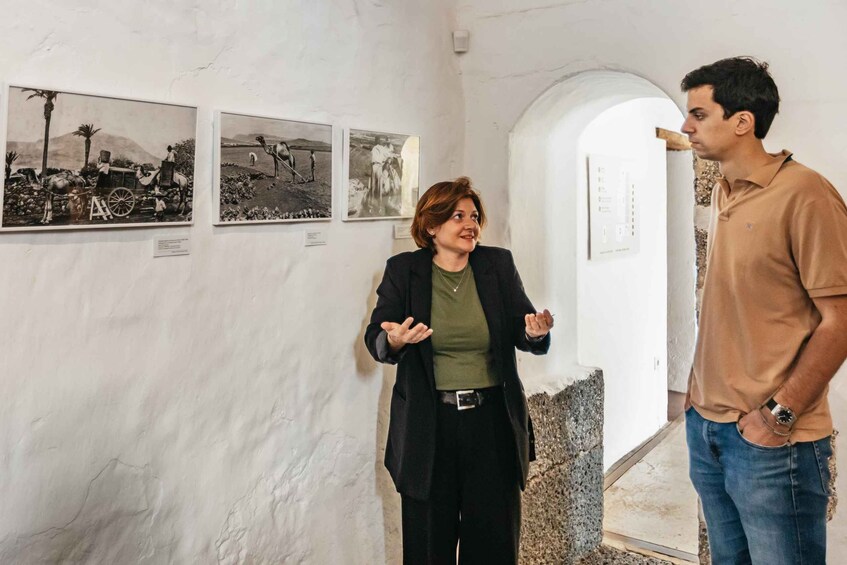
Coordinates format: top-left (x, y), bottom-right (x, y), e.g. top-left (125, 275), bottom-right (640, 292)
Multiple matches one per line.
top-left (2, 85), bottom-right (197, 230)
top-left (345, 128), bottom-right (419, 220)
top-left (215, 111), bottom-right (332, 224)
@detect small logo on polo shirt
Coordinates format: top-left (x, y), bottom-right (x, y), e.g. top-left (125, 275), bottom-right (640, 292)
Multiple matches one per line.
top-left (745, 222), bottom-right (754, 231)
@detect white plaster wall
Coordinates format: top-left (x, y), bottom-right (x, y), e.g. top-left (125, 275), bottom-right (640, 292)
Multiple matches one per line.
top-left (666, 151), bottom-right (696, 393)
top-left (577, 98), bottom-right (681, 469)
top-left (0, 1), bottom-right (463, 563)
top-left (508, 72), bottom-right (669, 396)
top-left (508, 73), bottom-right (680, 469)
top-left (457, 0), bottom-right (847, 383)
top-left (457, 0), bottom-right (847, 216)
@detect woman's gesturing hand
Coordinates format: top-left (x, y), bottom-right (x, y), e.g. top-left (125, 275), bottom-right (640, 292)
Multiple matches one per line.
top-left (525, 309), bottom-right (554, 339)
top-left (381, 317), bottom-right (434, 351)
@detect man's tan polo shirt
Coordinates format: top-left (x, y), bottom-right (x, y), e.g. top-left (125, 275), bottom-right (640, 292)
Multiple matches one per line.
top-left (691, 150), bottom-right (847, 442)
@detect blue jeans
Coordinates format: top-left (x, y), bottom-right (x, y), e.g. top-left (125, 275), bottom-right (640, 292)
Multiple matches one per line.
top-left (686, 406), bottom-right (832, 564)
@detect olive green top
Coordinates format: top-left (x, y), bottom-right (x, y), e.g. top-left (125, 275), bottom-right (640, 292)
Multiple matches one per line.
top-left (430, 262), bottom-right (500, 391)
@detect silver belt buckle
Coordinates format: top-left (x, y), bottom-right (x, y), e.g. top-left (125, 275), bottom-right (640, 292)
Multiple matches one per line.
top-left (455, 389), bottom-right (477, 411)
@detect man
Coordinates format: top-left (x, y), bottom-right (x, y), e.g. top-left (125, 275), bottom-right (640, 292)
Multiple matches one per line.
top-left (160, 144), bottom-right (177, 188)
top-left (309, 150), bottom-right (316, 182)
top-left (370, 136), bottom-right (394, 198)
top-left (95, 153), bottom-right (110, 189)
top-left (680, 57), bottom-right (847, 564)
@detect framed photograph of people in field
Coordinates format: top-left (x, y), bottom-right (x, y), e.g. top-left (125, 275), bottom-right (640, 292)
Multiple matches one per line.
top-left (344, 128), bottom-right (420, 221)
top-left (213, 111), bottom-right (333, 225)
top-left (1, 84), bottom-right (197, 231)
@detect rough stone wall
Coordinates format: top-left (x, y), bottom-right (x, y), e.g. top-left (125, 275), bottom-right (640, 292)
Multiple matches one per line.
top-left (693, 155), bottom-right (720, 316)
top-left (578, 544), bottom-right (676, 565)
top-left (829, 431), bottom-right (839, 522)
top-left (693, 157), bottom-right (720, 207)
top-left (697, 513), bottom-right (712, 565)
top-left (521, 370), bottom-right (605, 564)
top-left (522, 368), bottom-right (675, 564)
top-left (694, 227), bottom-right (708, 301)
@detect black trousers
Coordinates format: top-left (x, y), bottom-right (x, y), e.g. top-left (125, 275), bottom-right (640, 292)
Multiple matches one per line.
top-left (401, 387), bottom-right (521, 565)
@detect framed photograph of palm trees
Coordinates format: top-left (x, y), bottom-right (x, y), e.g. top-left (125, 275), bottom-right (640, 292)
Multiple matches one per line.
top-left (1, 84), bottom-right (197, 231)
top-left (344, 128), bottom-right (420, 221)
top-left (213, 111), bottom-right (333, 224)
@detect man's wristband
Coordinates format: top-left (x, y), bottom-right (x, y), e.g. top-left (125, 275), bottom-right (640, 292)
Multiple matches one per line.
top-left (525, 332), bottom-right (546, 343)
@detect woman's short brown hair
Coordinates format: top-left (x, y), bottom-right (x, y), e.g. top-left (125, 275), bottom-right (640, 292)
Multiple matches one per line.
top-left (410, 177), bottom-right (486, 251)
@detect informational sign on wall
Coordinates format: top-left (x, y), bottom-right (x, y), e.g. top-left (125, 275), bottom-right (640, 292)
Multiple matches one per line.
top-left (153, 235), bottom-right (190, 257)
top-left (587, 154), bottom-right (639, 259)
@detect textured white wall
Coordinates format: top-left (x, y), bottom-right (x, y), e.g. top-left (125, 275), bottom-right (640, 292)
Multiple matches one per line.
top-left (508, 72), bottom-right (668, 395)
top-left (456, 0), bottom-right (847, 214)
top-left (0, 1), bottom-right (463, 563)
top-left (578, 98), bottom-right (682, 469)
top-left (4, 0), bottom-right (847, 562)
top-left (666, 151), bottom-right (696, 393)
top-left (507, 72), bottom-right (679, 466)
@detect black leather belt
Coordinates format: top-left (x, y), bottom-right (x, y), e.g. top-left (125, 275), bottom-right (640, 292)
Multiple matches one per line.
top-left (438, 387), bottom-right (502, 410)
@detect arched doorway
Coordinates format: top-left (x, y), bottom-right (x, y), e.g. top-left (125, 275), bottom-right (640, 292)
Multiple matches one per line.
top-left (508, 70), bottom-right (694, 470)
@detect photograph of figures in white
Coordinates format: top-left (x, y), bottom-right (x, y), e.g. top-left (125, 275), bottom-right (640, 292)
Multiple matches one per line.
top-left (218, 112), bottom-right (332, 223)
top-left (2, 86), bottom-right (197, 229)
top-left (347, 129), bottom-right (419, 220)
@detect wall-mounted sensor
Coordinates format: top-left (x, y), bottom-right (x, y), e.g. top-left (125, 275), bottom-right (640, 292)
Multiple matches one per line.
top-left (453, 30), bottom-right (470, 53)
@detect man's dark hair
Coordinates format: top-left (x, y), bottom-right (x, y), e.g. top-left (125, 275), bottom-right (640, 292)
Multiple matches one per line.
top-left (681, 57), bottom-right (780, 139)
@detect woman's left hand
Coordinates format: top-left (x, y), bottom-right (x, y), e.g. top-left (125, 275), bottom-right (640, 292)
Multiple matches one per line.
top-left (525, 309), bottom-right (554, 339)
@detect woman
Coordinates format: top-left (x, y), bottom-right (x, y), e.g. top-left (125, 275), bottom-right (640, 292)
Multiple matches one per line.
top-left (365, 177), bottom-right (553, 564)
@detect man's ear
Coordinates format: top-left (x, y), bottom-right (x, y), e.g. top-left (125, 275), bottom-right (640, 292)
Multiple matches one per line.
top-left (735, 111), bottom-right (756, 136)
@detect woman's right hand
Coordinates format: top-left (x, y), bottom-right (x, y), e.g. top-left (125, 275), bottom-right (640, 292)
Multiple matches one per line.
top-left (381, 317), bottom-right (433, 352)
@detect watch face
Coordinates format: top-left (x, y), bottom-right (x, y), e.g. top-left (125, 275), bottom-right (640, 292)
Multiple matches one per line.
top-left (775, 408), bottom-right (795, 426)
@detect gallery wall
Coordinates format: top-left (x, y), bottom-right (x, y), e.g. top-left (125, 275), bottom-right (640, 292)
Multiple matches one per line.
top-left (4, 0), bottom-right (847, 562)
top-left (0, 1), bottom-right (463, 562)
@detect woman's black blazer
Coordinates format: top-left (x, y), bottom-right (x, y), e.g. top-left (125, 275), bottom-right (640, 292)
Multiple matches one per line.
top-left (365, 245), bottom-right (550, 500)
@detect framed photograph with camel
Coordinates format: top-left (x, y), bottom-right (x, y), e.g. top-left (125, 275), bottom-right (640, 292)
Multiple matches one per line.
top-left (344, 128), bottom-right (420, 221)
top-left (1, 84), bottom-right (197, 231)
top-left (213, 111), bottom-right (333, 225)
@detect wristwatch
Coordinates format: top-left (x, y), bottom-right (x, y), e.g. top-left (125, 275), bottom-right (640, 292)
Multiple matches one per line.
top-left (765, 398), bottom-right (796, 427)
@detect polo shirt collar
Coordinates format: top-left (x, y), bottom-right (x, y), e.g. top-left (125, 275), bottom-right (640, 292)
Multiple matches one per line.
top-left (714, 150), bottom-right (793, 220)
top-left (716, 149), bottom-right (792, 198)
top-left (742, 149), bottom-right (793, 187)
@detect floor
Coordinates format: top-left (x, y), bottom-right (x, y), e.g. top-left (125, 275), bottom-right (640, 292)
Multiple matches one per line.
top-left (603, 387), bottom-right (847, 563)
top-left (603, 414), bottom-right (699, 562)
